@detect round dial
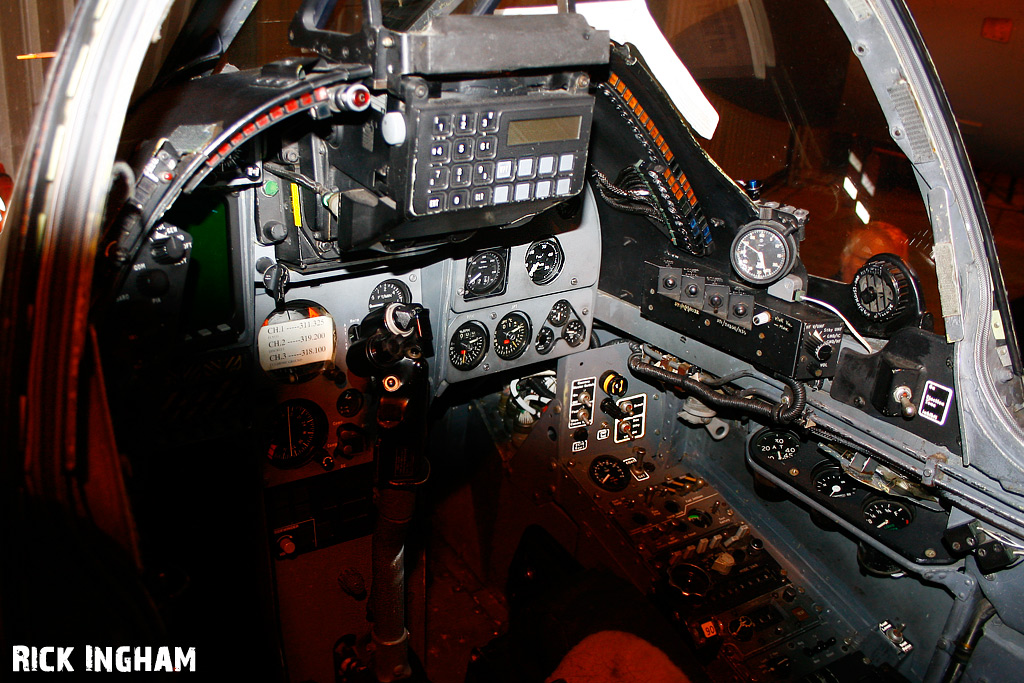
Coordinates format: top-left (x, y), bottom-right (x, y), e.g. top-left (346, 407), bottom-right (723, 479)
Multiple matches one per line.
top-left (813, 467), bottom-right (858, 499)
top-left (863, 499), bottom-right (913, 530)
top-left (465, 250), bottom-right (506, 296)
top-left (547, 300), bottom-right (572, 327)
top-left (589, 455), bottom-right (630, 491)
top-left (265, 399), bottom-right (327, 468)
top-left (851, 259), bottom-right (911, 321)
top-left (448, 321), bottom-right (489, 371)
top-left (535, 326), bottom-right (556, 354)
top-left (751, 429), bottom-right (801, 461)
top-left (525, 238), bottom-right (565, 285)
top-left (730, 222), bottom-right (795, 285)
top-left (562, 319), bottom-right (586, 347)
top-left (494, 312), bottom-right (532, 360)
top-left (368, 278), bottom-right (411, 310)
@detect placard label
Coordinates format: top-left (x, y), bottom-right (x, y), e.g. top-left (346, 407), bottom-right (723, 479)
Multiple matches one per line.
top-left (258, 316), bottom-right (334, 371)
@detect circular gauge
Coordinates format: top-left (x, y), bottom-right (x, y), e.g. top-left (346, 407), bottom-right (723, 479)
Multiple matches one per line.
top-left (265, 399), bottom-right (327, 468)
top-left (863, 499), bottom-right (914, 530)
top-left (730, 221), bottom-right (796, 285)
top-left (448, 321), bottom-right (489, 371)
top-left (562, 319), bottom-right (586, 347)
top-left (525, 238), bottom-right (565, 285)
top-left (465, 250), bottom-right (506, 296)
top-left (336, 388), bottom-right (364, 417)
top-left (751, 429), bottom-right (801, 461)
top-left (259, 301), bottom-right (336, 384)
top-left (851, 258), bottom-right (912, 321)
top-left (494, 312), bottom-right (532, 360)
top-left (547, 300), bottom-right (572, 327)
top-left (368, 278), bottom-right (411, 310)
top-left (589, 455), bottom-right (630, 491)
top-left (813, 467), bottom-right (858, 499)
top-left (535, 326), bottom-right (556, 354)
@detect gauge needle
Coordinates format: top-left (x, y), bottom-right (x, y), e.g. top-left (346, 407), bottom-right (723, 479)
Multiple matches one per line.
top-left (528, 263), bottom-right (539, 276)
top-left (286, 405), bottom-right (293, 458)
top-left (755, 250), bottom-right (767, 270)
top-left (469, 273), bottom-right (481, 284)
top-left (831, 485), bottom-right (842, 496)
top-left (877, 519), bottom-right (891, 529)
top-left (601, 473), bottom-right (612, 484)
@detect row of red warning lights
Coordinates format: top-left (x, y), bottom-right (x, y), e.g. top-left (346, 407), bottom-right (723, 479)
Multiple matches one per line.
top-left (206, 86), bottom-right (330, 167)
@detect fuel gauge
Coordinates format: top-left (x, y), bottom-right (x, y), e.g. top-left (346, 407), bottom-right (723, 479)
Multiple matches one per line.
top-left (525, 238), bottom-right (564, 285)
top-left (863, 499), bottom-right (913, 530)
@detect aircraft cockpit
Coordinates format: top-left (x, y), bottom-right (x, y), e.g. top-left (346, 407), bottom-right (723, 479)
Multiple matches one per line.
top-left (3, 1), bottom-right (1024, 681)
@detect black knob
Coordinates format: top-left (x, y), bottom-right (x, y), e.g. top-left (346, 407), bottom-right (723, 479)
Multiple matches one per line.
top-left (262, 220), bottom-right (288, 243)
top-left (813, 342), bottom-right (833, 362)
top-left (150, 235), bottom-right (185, 264)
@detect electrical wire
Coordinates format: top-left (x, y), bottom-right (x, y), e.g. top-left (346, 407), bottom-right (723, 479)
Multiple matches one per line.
top-left (797, 294), bottom-right (874, 354)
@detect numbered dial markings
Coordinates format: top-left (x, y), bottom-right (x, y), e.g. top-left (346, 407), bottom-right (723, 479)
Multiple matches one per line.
top-left (525, 238), bottom-right (564, 285)
top-left (265, 400), bottom-right (327, 469)
top-left (535, 326), bottom-right (556, 354)
top-left (562, 319), bottom-right (586, 347)
top-left (465, 249), bottom-right (506, 296)
top-left (813, 467), bottom-right (858, 499)
top-left (730, 223), bottom-right (794, 285)
top-left (589, 455), bottom-right (630, 492)
top-left (368, 278), bottom-right (411, 310)
top-left (494, 312), bottom-right (532, 360)
top-left (752, 430), bottom-right (800, 461)
top-left (547, 299), bottom-right (573, 327)
top-left (449, 321), bottom-right (489, 370)
top-left (863, 499), bottom-right (913, 530)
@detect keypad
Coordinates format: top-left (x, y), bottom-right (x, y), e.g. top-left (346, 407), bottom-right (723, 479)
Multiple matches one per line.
top-left (415, 101), bottom-right (590, 215)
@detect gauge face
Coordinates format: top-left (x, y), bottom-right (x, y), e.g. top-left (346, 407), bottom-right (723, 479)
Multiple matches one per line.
top-left (562, 319), bottom-right (586, 347)
top-left (589, 455), bottom-right (630, 491)
top-left (448, 321), bottom-right (489, 371)
top-left (535, 326), bottom-right (556, 354)
top-left (494, 312), bottom-right (532, 360)
top-left (368, 278), bottom-right (411, 310)
top-left (751, 430), bottom-right (801, 461)
top-left (265, 399), bottom-right (327, 468)
top-left (525, 238), bottom-right (565, 285)
top-left (813, 467), bottom-right (858, 499)
top-left (465, 250), bottom-right (506, 296)
top-left (863, 499), bottom-right (913, 530)
top-left (730, 223), bottom-right (793, 285)
top-left (547, 300), bottom-right (572, 327)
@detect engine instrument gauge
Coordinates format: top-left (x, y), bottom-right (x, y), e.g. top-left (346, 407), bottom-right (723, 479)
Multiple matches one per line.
top-left (751, 429), bottom-right (801, 461)
top-left (368, 278), bottom-right (411, 310)
top-left (589, 455), bottom-right (630, 491)
top-left (547, 300), bottom-right (572, 327)
top-left (562, 319), bottom-right (586, 347)
top-left (862, 499), bottom-right (913, 530)
top-left (813, 467), bottom-right (858, 499)
top-left (265, 399), bottom-right (327, 468)
top-left (730, 221), bottom-right (796, 285)
top-left (494, 312), bottom-right (532, 360)
top-left (449, 321), bottom-right (489, 371)
top-left (525, 238), bottom-right (564, 285)
top-left (851, 257), bottom-right (914, 321)
top-left (535, 326), bottom-right (556, 354)
top-left (465, 249), bottom-right (507, 297)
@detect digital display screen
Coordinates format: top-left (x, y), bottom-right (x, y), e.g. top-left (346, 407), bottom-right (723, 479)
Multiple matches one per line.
top-left (507, 115), bottom-right (582, 146)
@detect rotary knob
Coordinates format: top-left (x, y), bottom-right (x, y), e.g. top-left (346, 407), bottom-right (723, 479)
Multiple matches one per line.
top-left (852, 258), bottom-right (911, 322)
top-left (150, 234), bottom-right (186, 264)
top-left (806, 329), bottom-right (834, 362)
